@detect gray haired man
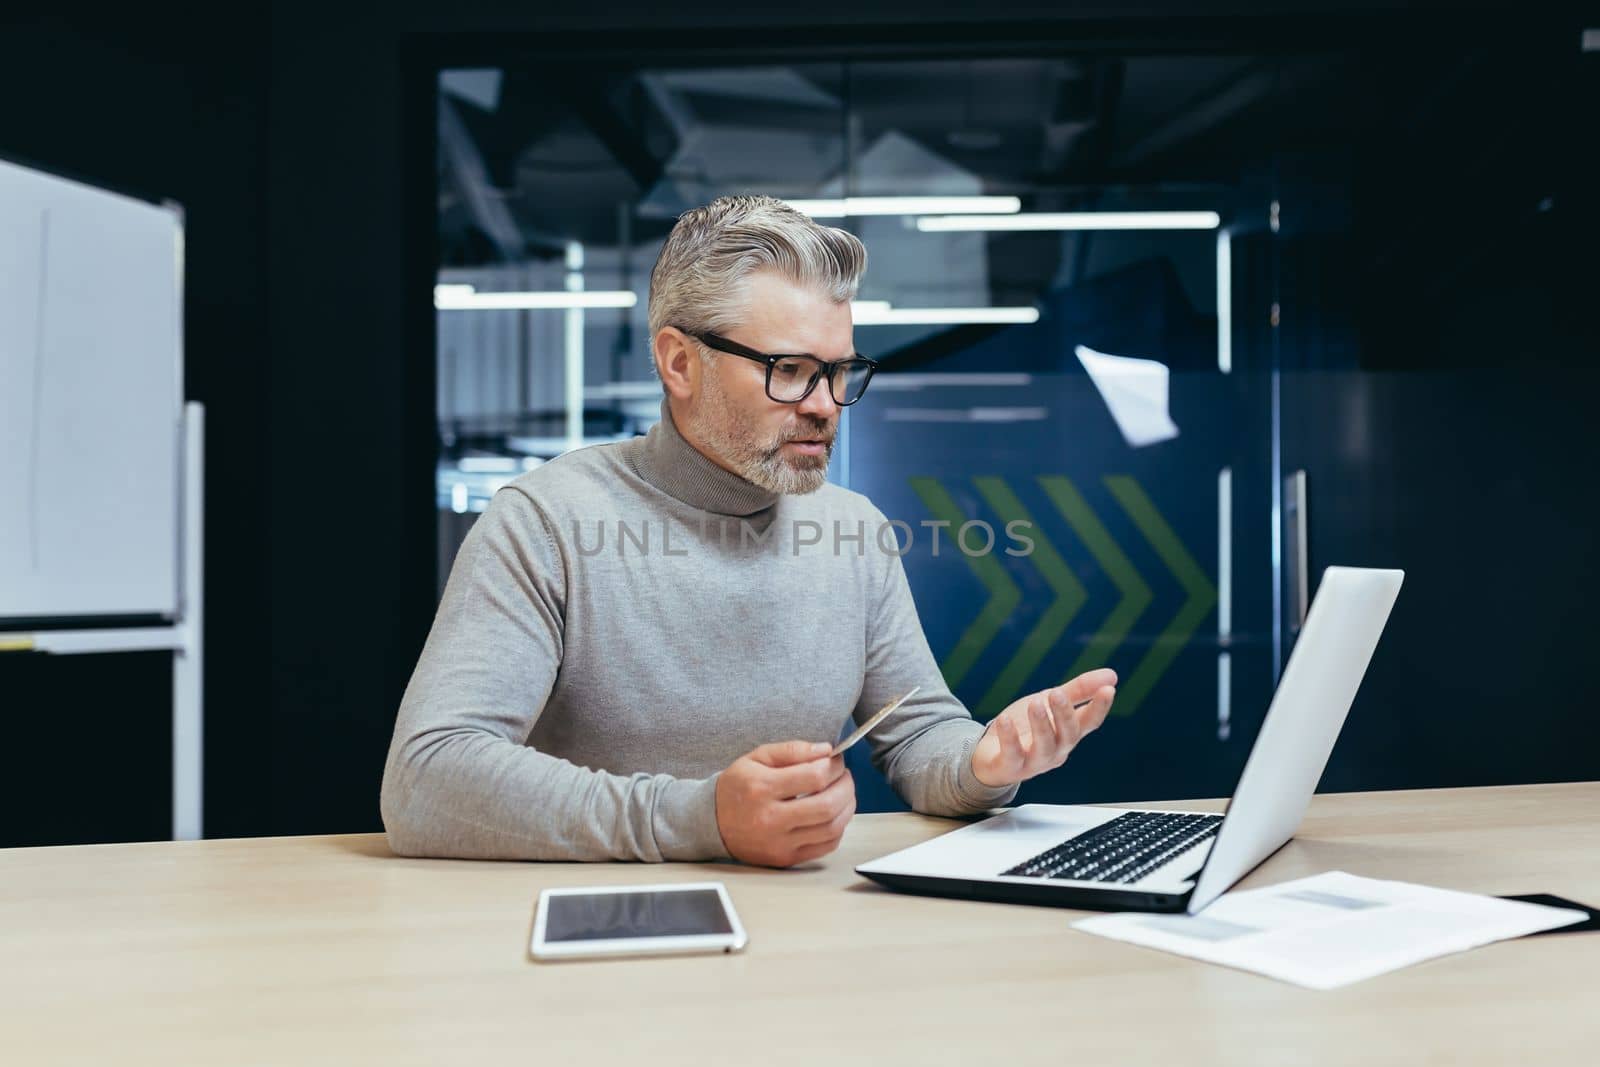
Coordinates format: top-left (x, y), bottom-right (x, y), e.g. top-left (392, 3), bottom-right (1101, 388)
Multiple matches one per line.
top-left (381, 195), bottom-right (1117, 867)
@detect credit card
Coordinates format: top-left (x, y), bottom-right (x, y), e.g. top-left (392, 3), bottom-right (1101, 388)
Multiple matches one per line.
top-left (831, 686), bottom-right (920, 756)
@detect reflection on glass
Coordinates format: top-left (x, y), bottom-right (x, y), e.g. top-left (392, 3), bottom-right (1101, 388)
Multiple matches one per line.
top-left (432, 53), bottom-right (1255, 759)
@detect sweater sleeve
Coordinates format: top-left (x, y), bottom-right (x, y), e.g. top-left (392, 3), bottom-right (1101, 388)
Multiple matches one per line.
top-left (379, 486), bottom-right (729, 862)
top-left (857, 527), bottom-right (1020, 817)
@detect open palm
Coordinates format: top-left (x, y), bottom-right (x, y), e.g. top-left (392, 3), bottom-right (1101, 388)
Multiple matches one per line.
top-left (971, 669), bottom-right (1118, 788)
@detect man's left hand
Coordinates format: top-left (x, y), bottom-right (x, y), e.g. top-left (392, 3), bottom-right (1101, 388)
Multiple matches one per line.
top-left (970, 669), bottom-right (1117, 788)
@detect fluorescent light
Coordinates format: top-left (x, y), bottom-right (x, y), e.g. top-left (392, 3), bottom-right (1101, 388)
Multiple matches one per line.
top-left (852, 306), bottom-right (1039, 326)
top-left (916, 211), bottom-right (1221, 232)
top-left (1217, 229), bottom-right (1232, 374)
top-left (883, 406), bottom-right (1049, 422)
top-left (851, 299), bottom-right (1036, 325)
top-left (457, 457), bottom-right (520, 473)
top-left (434, 285), bottom-right (638, 310)
top-left (583, 382), bottom-right (666, 400)
top-left (786, 196), bottom-right (1021, 218)
top-left (785, 199), bottom-right (849, 216)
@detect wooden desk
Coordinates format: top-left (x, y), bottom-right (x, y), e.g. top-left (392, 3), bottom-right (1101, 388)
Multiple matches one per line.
top-left (2, 783), bottom-right (1595, 1065)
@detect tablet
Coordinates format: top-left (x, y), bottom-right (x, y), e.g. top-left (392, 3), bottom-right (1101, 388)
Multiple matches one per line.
top-left (530, 882), bottom-right (749, 961)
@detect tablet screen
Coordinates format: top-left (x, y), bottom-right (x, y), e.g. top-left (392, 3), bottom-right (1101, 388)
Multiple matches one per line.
top-left (543, 889), bottom-right (735, 943)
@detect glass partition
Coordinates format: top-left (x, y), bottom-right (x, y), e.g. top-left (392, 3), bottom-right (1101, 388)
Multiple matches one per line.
top-left (434, 52), bottom-right (1283, 807)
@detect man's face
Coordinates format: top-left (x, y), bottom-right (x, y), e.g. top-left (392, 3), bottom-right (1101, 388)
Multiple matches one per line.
top-left (684, 270), bottom-right (855, 496)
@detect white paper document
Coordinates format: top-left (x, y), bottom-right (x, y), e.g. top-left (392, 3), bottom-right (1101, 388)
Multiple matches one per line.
top-left (1073, 344), bottom-right (1180, 448)
top-left (1074, 870), bottom-right (1585, 989)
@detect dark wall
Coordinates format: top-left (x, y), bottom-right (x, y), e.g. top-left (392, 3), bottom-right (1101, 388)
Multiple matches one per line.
top-left (1, 2), bottom-right (1586, 845)
top-left (1286, 370), bottom-right (1600, 793)
top-left (1275, 30), bottom-right (1600, 792)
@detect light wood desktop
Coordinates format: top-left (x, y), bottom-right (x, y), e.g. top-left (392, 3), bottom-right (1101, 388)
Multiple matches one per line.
top-left (2, 783), bottom-right (1595, 1065)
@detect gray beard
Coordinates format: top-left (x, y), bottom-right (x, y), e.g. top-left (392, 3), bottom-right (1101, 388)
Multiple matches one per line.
top-left (744, 442), bottom-right (832, 495)
top-left (689, 366), bottom-right (834, 495)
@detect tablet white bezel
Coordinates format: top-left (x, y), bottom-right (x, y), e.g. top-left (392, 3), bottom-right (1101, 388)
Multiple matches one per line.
top-left (530, 881), bottom-right (749, 961)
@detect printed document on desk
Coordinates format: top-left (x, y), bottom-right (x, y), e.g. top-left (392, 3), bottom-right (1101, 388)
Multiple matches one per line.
top-left (1074, 870), bottom-right (1585, 989)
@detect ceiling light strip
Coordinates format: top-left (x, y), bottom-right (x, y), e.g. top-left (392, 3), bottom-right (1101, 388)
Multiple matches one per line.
top-left (852, 306), bottom-right (1039, 326)
top-left (916, 211), bottom-right (1221, 232)
top-left (435, 286), bottom-right (638, 310)
top-left (787, 196), bottom-right (1021, 218)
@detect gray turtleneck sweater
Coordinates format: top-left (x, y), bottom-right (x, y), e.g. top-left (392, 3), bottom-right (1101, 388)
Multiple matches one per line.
top-left (380, 403), bottom-right (1017, 862)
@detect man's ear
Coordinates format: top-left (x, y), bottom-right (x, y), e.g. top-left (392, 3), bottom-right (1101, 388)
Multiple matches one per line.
top-left (653, 326), bottom-right (699, 402)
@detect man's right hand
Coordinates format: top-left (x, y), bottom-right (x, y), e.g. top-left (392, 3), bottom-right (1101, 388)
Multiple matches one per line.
top-left (714, 741), bottom-right (856, 868)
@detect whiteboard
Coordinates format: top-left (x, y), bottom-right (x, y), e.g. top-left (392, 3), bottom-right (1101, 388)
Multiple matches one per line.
top-left (0, 158), bottom-right (183, 621)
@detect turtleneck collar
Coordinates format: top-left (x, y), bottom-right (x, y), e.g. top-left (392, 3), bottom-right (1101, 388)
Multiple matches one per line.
top-left (629, 399), bottom-right (781, 517)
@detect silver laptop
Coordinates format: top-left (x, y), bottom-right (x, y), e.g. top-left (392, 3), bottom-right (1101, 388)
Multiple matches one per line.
top-left (857, 566), bottom-right (1404, 915)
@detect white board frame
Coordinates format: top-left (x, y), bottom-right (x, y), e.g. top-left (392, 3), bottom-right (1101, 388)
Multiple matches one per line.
top-left (0, 157), bottom-right (203, 841)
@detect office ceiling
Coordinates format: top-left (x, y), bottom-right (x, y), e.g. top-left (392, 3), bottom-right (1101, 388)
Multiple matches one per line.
top-left (436, 53), bottom-right (1359, 265)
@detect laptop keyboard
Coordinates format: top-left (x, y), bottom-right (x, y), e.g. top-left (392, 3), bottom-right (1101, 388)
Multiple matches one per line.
top-left (1000, 811), bottom-right (1224, 884)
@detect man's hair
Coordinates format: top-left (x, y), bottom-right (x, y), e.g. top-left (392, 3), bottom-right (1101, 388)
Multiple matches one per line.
top-left (647, 195), bottom-right (868, 342)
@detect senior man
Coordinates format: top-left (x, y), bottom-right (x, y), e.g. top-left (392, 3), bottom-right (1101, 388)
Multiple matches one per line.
top-left (381, 195), bottom-right (1116, 867)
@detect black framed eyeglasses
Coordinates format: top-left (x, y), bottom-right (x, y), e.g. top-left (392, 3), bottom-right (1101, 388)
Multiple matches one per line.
top-left (689, 330), bottom-right (878, 406)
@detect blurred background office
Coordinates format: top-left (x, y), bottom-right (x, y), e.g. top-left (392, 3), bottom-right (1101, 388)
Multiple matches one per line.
top-left (2, 2), bottom-right (1596, 846)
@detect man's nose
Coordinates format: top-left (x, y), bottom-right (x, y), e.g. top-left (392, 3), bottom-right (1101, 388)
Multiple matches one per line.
top-left (796, 372), bottom-right (840, 421)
